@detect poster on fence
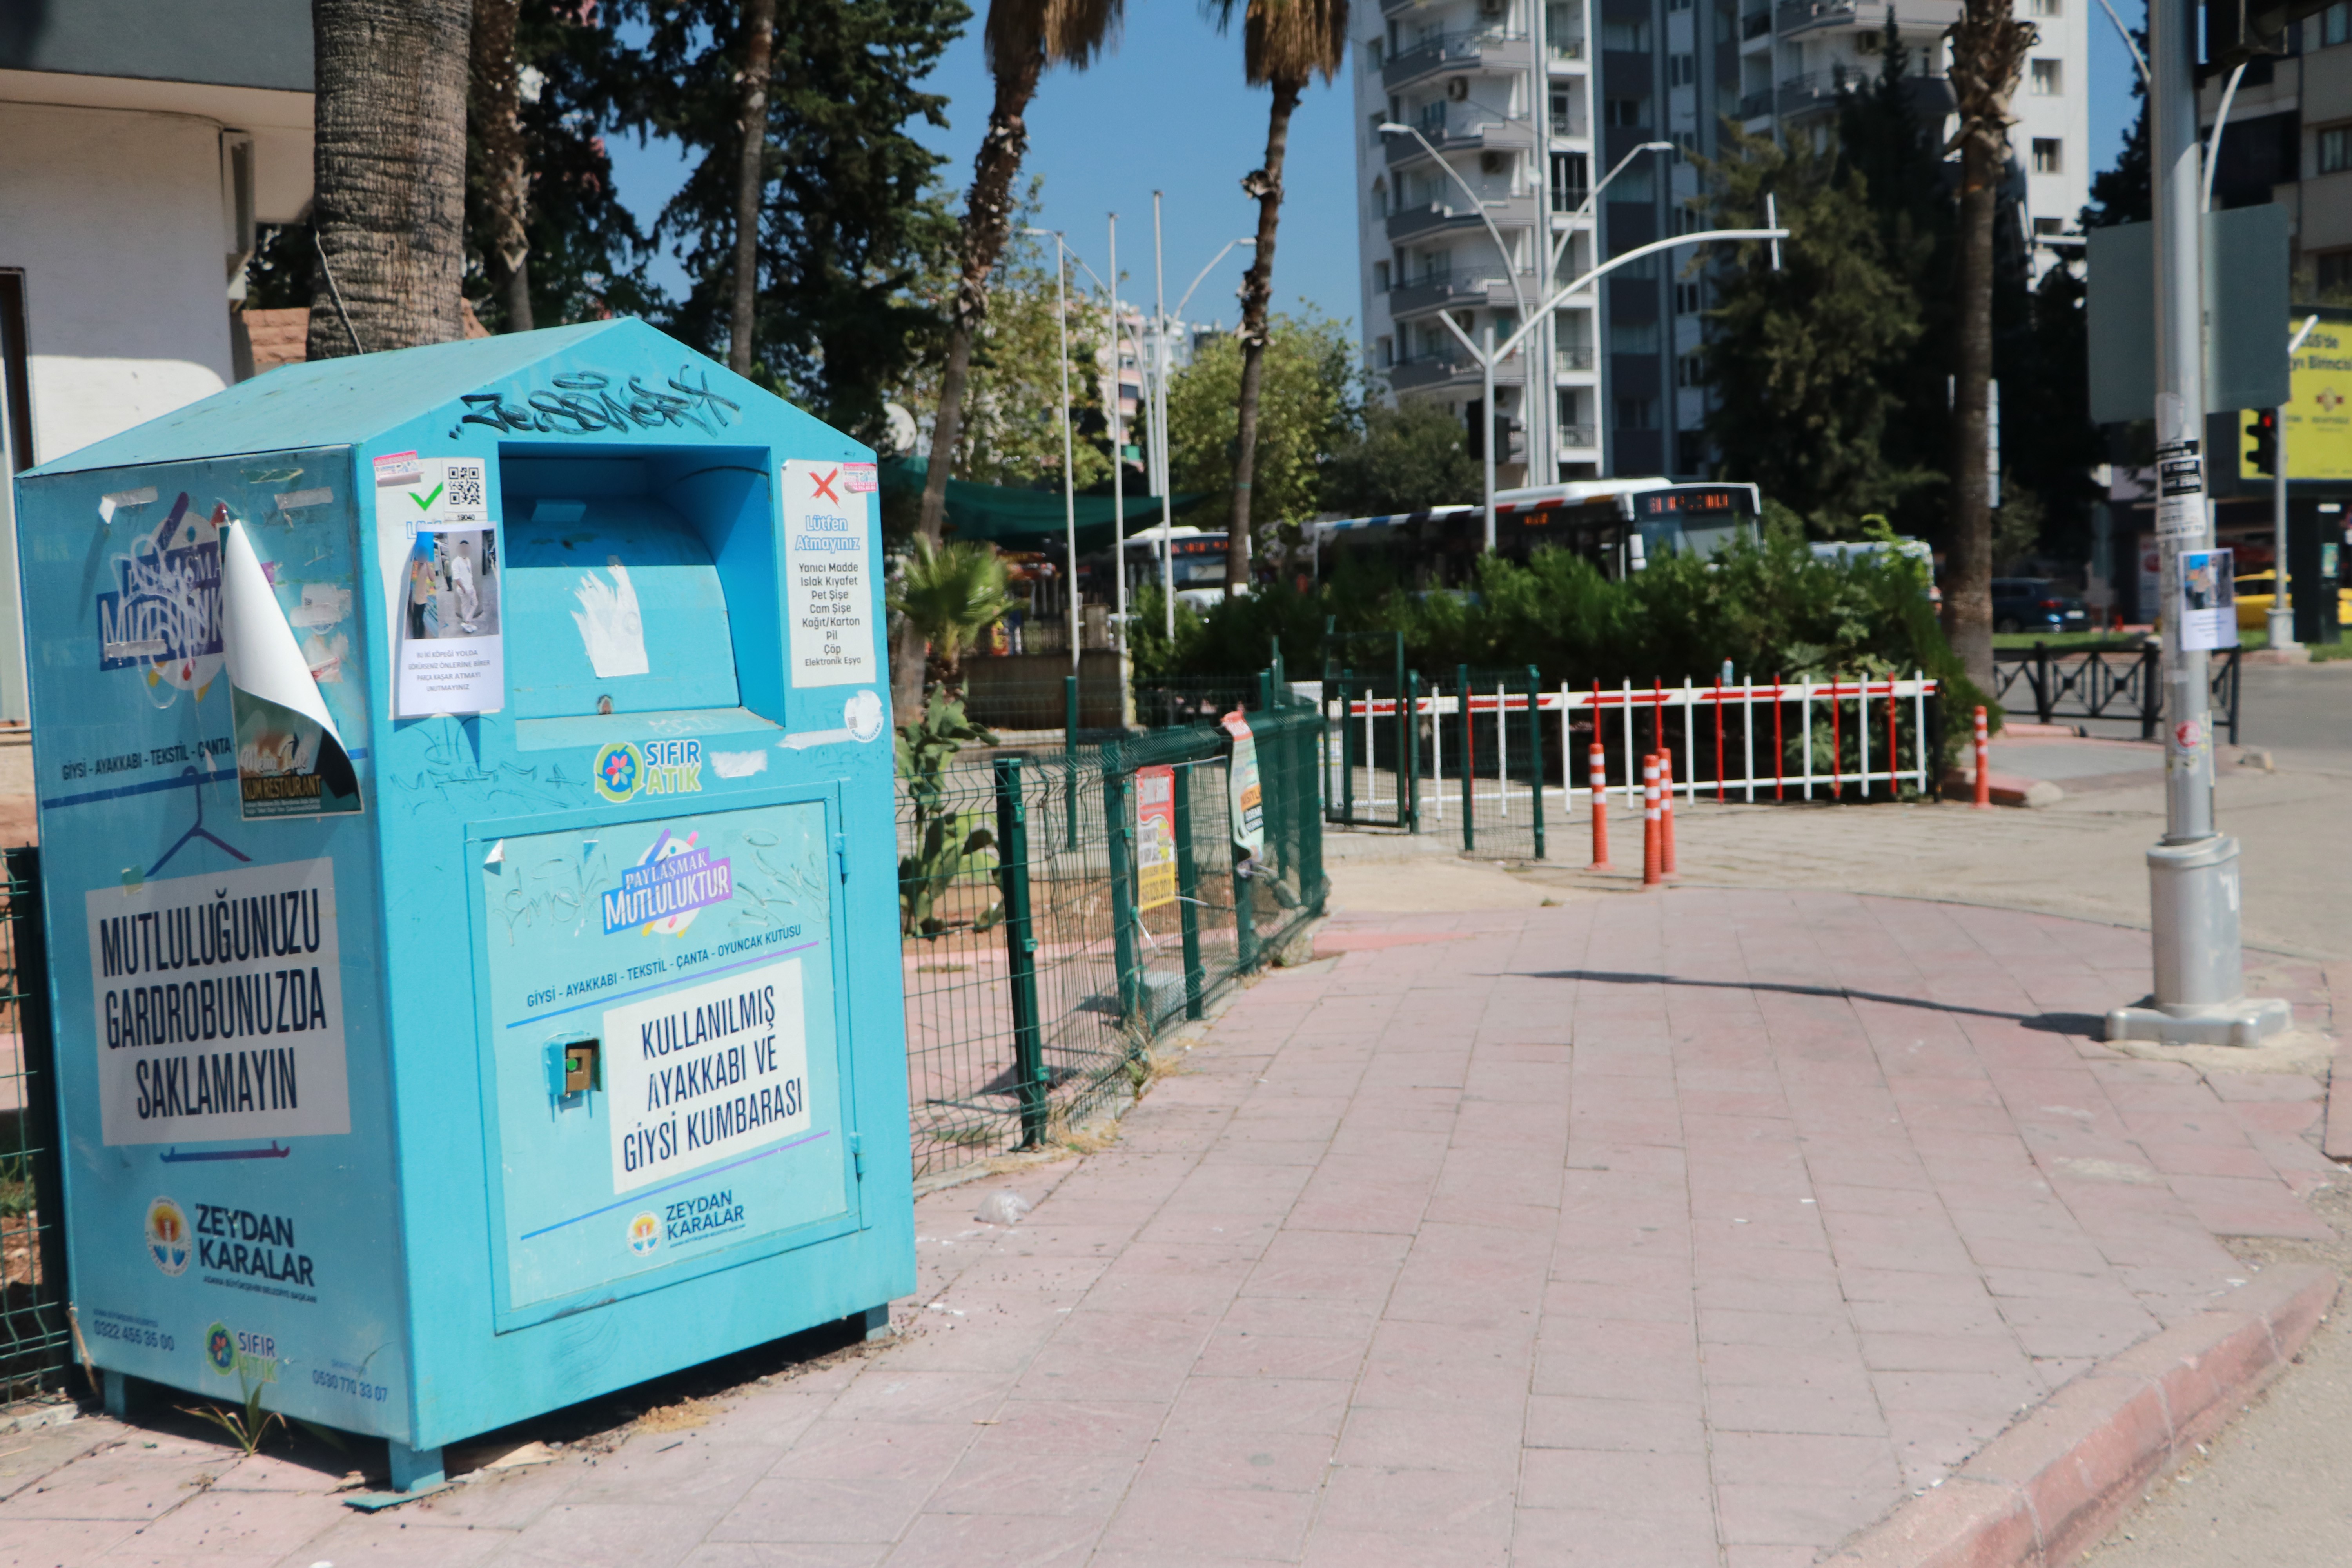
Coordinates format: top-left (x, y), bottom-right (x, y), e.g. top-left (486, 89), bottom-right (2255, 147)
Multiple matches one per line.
top-left (1221, 712), bottom-right (1265, 860)
top-left (2178, 548), bottom-right (2238, 652)
top-left (1135, 765), bottom-right (1176, 911)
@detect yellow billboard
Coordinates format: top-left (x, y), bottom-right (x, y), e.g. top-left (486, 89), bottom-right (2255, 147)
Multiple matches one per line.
top-left (2248, 317), bottom-right (2352, 480)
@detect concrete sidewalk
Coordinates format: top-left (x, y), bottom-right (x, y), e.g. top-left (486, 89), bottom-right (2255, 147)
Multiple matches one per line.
top-left (4, 890), bottom-right (2340, 1567)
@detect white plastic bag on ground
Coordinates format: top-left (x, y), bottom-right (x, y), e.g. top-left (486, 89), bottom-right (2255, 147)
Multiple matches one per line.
top-left (974, 1191), bottom-right (1032, 1225)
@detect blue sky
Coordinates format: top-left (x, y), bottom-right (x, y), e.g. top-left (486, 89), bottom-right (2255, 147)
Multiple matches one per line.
top-left (607, 0), bottom-right (2148, 343)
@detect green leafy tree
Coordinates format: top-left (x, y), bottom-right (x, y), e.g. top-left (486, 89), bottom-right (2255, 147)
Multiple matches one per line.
top-left (614, 0), bottom-right (967, 444)
top-left (1167, 308), bottom-right (1357, 566)
top-left (889, 192), bottom-right (1112, 490)
top-left (1698, 127), bottom-right (1933, 533)
top-left (1321, 399), bottom-right (1481, 517)
top-left (464, 1), bottom-right (661, 332)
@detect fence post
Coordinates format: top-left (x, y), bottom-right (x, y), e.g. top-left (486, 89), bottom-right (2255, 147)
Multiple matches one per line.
top-left (1338, 670), bottom-right (1356, 827)
top-left (1172, 761), bottom-right (1205, 1020)
top-left (1063, 674), bottom-right (1080, 851)
top-left (2139, 643), bottom-right (2161, 741)
top-left (1525, 664), bottom-right (1545, 859)
top-left (1103, 760), bottom-right (1143, 1032)
top-left (2033, 641), bottom-right (2053, 726)
top-left (990, 759), bottom-right (1049, 1148)
top-left (1231, 749), bottom-right (1261, 976)
top-left (2221, 648), bottom-right (2241, 744)
top-left (1457, 662), bottom-right (1474, 852)
top-left (1405, 670), bottom-right (1422, 834)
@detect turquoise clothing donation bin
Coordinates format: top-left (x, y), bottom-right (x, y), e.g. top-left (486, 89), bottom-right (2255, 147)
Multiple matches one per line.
top-left (12, 321), bottom-right (913, 1488)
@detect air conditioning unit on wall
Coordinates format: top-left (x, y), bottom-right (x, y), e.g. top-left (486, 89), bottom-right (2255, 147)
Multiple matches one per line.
top-left (1447, 76), bottom-right (1470, 101)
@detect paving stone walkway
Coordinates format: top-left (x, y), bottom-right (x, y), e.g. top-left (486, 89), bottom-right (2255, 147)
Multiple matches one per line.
top-left (4, 890), bottom-right (2338, 1568)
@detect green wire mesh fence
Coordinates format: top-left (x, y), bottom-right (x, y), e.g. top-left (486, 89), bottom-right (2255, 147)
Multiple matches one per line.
top-left (898, 706), bottom-right (1326, 1180)
top-left (1, 846), bottom-right (69, 1404)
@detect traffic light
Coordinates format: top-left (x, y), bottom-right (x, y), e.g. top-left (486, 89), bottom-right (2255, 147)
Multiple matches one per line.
top-left (2245, 407), bottom-right (2279, 477)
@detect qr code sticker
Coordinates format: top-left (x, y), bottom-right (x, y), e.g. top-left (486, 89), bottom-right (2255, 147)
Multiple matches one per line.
top-left (445, 461), bottom-right (486, 513)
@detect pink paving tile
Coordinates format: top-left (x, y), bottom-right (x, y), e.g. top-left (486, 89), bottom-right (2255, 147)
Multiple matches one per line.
top-left (1517, 1447), bottom-right (1712, 1511)
top-left (1508, 1503), bottom-right (1723, 1567)
top-left (1522, 1395), bottom-right (1708, 1454)
top-left (1092, 1477), bottom-right (1318, 1560)
top-left (1301, 1525), bottom-right (1512, 1567)
top-left (884, 1510), bottom-right (1103, 1568)
top-left (1714, 1481), bottom-right (1896, 1546)
top-left (1138, 1429), bottom-right (1338, 1494)
top-left (1335, 1403), bottom-right (1528, 1472)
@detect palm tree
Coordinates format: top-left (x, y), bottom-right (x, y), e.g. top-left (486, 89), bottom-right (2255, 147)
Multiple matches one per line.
top-left (1944, 0), bottom-right (2035, 687)
top-left (889, 537), bottom-right (1018, 695)
top-left (308, 0), bottom-right (474, 359)
top-left (894, 0), bottom-right (1126, 714)
top-left (730, 0), bottom-right (778, 374)
top-left (1211, 0), bottom-right (1348, 596)
top-left (470, 0), bottom-right (533, 331)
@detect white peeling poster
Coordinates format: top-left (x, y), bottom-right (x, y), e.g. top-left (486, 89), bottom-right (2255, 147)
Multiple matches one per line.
top-left (222, 524), bottom-right (360, 819)
top-left (85, 858), bottom-right (351, 1146)
top-left (2179, 548), bottom-right (2239, 652)
top-left (1222, 711), bottom-right (1265, 859)
top-left (782, 457), bottom-right (877, 686)
top-left (607, 958), bottom-right (810, 1194)
top-left (373, 452), bottom-right (504, 717)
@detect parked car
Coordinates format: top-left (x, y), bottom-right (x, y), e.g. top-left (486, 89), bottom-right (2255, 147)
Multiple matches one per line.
top-left (1990, 578), bottom-right (2089, 634)
top-left (2230, 568), bottom-right (2352, 630)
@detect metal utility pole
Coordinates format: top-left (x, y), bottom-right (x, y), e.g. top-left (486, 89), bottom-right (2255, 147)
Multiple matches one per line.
top-left (1479, 324), bottom-right (1498, 552)
top-left (1526, 0), bottom-right (1553, 486)
top-left (1154, 192), bottom-right (1175, 639)
top-left (1025, 227), bottom-right (1080, 670)
top-left (2104, 0), bottom-right (2288, 1047)
top-left (1107, 213), bottom-right (1125, 658)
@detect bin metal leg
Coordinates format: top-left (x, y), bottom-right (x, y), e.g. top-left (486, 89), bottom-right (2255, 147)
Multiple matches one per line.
top-left (388, 1440), bottom-right (445, 1492)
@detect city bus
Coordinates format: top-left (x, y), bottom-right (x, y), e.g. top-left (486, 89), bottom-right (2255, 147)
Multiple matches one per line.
top-left (1306, 479), bottom-right (1763, 586)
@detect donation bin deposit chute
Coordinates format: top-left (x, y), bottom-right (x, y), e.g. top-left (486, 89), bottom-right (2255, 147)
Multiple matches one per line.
top-left (12, 320), bottom-right (913, 1488)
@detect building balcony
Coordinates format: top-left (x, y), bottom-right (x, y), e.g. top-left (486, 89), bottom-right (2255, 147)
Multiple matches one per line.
top-left (1776, 69), bottom-right (1857, 116)
top-left (1388, 266), bottom-right (1538, 319)
top-left (1774, 0), bottom-right (1958, 34)
top-left (1554, 345), bottom-right (1596, 371)
top-left (1738, 88), bottom-right (1775, 120)
top-left (1384, 194), bottom-right (1536, 245)
top-left (1383, 115), bottom-right (1534, 169)
top-left (1741, 6), bottom-right (1773, 38)
top-left (1381, 27), bottom-right (1532, 93)
top-left (1558, 423), bottom-right (1598, 449)
top-left (1388, 348), bottom-right (1527, 393)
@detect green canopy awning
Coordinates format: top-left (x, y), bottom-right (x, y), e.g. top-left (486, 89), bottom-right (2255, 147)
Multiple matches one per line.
top-left (880, 456), bottom-right (1205, 554)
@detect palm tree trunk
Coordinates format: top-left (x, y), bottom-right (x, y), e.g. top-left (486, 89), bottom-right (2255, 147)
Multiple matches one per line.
top-left (894, 44), bottom-right (1046, 719)
top-left (1945, 133), bottom-right (1995, 689)
top-left (309, 0), bottom-right (474, 359)
top-left (1225, 76), bottom-right (1302, 597)
top-left (469, 0), bottom-right (533, 332)
top-left (730, 0), bottom-right (777, 375)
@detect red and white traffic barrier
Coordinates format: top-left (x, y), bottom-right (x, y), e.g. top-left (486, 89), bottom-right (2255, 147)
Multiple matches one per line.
top-left (1659, 750), bottom-right (1677, 876)
top-left (1973, 705), bottom-right (1991, 810)
top-left (1642, 755), bottom-right (1662, 886)
top-left (1588, 741), bottom-right (1609, 869)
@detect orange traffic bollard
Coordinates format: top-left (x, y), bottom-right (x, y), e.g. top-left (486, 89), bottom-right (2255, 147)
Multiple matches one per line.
top-left (1642, 755), bottom-right (1662, 886)
top-left (1972, 705), bottom-right (1991, 810)
top-left (1588, 742), bottom-right (1610, 868)
top-left (1659, 751), bottom-right (1677, 877)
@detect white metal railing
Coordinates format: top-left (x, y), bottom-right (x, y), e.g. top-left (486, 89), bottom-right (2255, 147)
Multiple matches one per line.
top-left (1330, 675), bottom-right (1942, 823)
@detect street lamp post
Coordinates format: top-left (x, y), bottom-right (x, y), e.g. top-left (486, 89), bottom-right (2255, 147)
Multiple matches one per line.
top-left (1431, 225), bottom-right (1788, 554)
top-left (2103, 0), bottom-right (2289, 1047)
top-left (1024, 226), bottom-right (1081, 671)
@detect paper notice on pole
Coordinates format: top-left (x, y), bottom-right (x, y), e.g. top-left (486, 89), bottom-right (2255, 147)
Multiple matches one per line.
top-left (373, 453), bottom-right (504, 716)
top-left (782, 459), bottom-right (877, 687)
top-left (2155, 441), bottom-right (2206, 540)
top-left (2178, 548), bottom-right (2239, 651)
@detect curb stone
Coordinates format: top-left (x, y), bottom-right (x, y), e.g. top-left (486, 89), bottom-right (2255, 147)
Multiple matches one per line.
top-left (1826, 1265), bottom-right (2339, 1568)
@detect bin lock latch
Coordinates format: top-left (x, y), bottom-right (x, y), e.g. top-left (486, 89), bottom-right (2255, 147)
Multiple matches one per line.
top-left (547, 1037), bottom-right (601, 1104)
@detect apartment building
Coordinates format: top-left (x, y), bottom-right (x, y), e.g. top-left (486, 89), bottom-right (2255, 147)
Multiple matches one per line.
top-left (1354, 0), bottom-right (2089, 484)
top-left (2200, 2), bottom-right (2352, 287)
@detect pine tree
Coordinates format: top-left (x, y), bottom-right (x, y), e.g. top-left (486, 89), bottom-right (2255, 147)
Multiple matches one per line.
top-left (1698, 127), bottom-right (1934, 532)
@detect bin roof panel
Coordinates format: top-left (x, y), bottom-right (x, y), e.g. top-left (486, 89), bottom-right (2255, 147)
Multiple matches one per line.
top-left (21, 319), bottom-right (781, 477)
